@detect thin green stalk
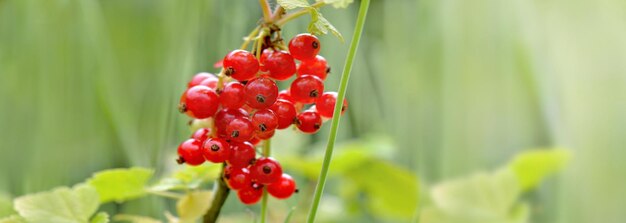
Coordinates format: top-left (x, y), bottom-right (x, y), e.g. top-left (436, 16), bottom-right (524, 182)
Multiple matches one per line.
top-left (260, 139), bottom-right (271, 223)
top-left (306, 0), bottom-right (370, 222)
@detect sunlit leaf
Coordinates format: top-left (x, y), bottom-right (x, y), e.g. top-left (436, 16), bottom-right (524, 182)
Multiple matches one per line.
top-left (308, 9), bottom-right (344, 42)
top-left (318, 0), bottom-right (354, 8)
top-left (14, 184), bottom-right (100, 223)
top-left (90, 212), bottom-right (109, 223)
top-left (86, 167), bottom-right (154, 203)
top-left (0, 215), bottom-right (25, 223)
top-left (113, 214), bottom-right (162, 223)
top-left (508, 148), bottom-right (570, 191)
top-left (151, 164), bottom-right (221, 191)
top-left (277, 0), bottom-right (311, 10)
top-left (0, 193), bottom-right (14, 218)
top-left (176, 191), bottom-right (212, 223)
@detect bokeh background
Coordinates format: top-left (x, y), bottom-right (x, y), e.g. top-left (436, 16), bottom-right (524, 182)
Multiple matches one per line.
top-left (1, 0), bottom-right (626, 222)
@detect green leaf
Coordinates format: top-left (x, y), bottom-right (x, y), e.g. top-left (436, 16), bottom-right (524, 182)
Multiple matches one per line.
top-left (151, 164), bottom-right (221, 192)
top-left (86, 167), bottom-right (154, 203)
top-left (317, 0), bottom-right (354, 8)
top-left (112, 214), bottom-right (162, 223)
top-left (308, 9), bottom-right (344, 42)
top-left (283, 207), bottom-right (296, 223)
top-left (176, 190), bottom-right (212, 223)
top-left (277, 0), bottom-right (310, 10)
top-left (14, 184), bottom-right (100, 223)
top-left (0, 193), bottom-right (14, 218)
top-left (0, 215), bottom-right (26, 223)
top-left (90, 212), bottom-right (109, 223)
top-left (508, 148), bottom-right (570, 191)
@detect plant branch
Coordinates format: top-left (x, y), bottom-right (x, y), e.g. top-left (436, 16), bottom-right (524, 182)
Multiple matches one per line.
top-left (203, 174), bottom-right (231, 223)
top-left (306, 0), bottom-right (370, 222)
top-left (259, 0), bottom-right (273, 23)
top-left (260, 139), bottom-right (271, 223)
top-left (275, 2), bottom-right (326, 26)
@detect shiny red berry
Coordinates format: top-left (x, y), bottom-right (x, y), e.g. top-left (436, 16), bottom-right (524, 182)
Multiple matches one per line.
top-left (289, 33), bottom-right (320, 61)
top-left (219, 82), bottom-right (245, 109)
top-left (265, 50), bottom-right (296, 80)
top-left (252, 109), bottom-right (278, 133)
top-left (191, 128), bottom-right (211, 142)
top-left (290, 75), bottom-right (324, 104)
top-left (296, 110), bottom-right (322, 133)
top-left (250, 157), bottom-right (283, 185)
top-left (244, 77), bottom-right (278, 109)
top-left (315, 92), bottom-right (348, 118)
top-left (297, 55), bottom-right (329, 80)
top-left (223, 50), bottom-right (259, 81)
top-left (237, 183), bottom-right (263, 205)
top-left (256, 129), bottom-right (275, 140)
top-left (226, 167), bottom-right (251, 190)
top-left (188, 72), bottom-right (216, 88)
top-left (177, 139), bottom-right (205, 166)
top-left (202, 138), bottom-right (231, 163)
top-left (215, 108), bottom-right (249, 138)
top-left (267, 173), bottom-right (297, 199)
top-left (228, 141), bottom-right (256, 168)
top-left (269, 99), bottom-right (297, 129)
top-left (277, 89), bottom-right (295, 103)
top-left (180, 86), bottom-right (219, 119)
top-left (225, 116), bottom-right (254, 142)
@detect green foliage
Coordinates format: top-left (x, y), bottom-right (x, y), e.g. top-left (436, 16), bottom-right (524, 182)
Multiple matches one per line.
top-left (112, 215), bottom-right (162, 223)
top-left (90, 213), bottom-right (109, 223)
top-left (176, 190), bottom-right (212, 223)
top-left (317, 0), bottom-right (354, 8)
top-left (277, 0), bottom-right (310, 10)
top-left (150, 164), bottom-right (221, 191)
top-left (0, 215), bottom-right (25, 223)
top-left (308, 9), bottom-right (344, 42)
top-left (0, 194), bottom-right (14, 218)
top-left (86, 168), bottom-right (154, 203)
top-left (508, 149), bottom-right (570, 191)
top-left (13, 184), bottom-right (100, 223)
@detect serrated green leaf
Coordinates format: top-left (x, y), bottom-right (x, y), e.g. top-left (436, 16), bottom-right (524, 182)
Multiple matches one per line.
top-left (0, 215), bottom-right (25, 223)
top-left (176, 191), bottom-right (212, 223)
top-left (90, 212), bottom-right (109, 223)
top-left (508, 148), bottom-right (570, 191)
top-left (151, 164), bottom-right (221, 192)
top-left (277, 0), bottom-right (310, 10)
top-left (308, 9), bottom-right (344, 42)
top-left (113, 214), bottom-right (162, 223)
top-left (14, 184), bottom-right (100, 223)
top-left (86, 167), bottom-right (154, 203)
top-left (317, 0), bottom-right (354, 8)
top-left (0, 193), bottom-right (14, 218)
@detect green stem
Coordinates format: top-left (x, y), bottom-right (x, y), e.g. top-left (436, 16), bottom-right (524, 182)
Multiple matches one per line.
top-left (306, 0), bottom-right (370, 222)
top-left (203, 174), bottom-right (231, 223)
top-left (260, 139), bottom-right (271, 223)
top-left (275, 2), bottom-right (326, 26)
top-left (259, 0), bottom-right (272, 23)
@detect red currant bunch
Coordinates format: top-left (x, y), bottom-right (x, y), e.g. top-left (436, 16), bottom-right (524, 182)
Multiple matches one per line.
top-left (175, 33), bottom-right (347, 205)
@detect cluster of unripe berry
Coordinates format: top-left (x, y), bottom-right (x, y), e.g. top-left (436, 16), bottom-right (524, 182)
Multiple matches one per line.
top-left (176, 34), bottom-right (347, 204)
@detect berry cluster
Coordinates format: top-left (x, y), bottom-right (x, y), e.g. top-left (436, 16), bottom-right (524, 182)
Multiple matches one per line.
top-left (176, 34), bottom-right (347, 205)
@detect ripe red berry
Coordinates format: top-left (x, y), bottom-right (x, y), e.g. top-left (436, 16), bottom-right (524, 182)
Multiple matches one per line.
top-left (296, 110), bottom-right (322, 133)
top-left (264, 50), bottom-right (296, 80)
top-left (199, 77), bottom-right (218, 89)
top-left (237, 183), bottom-right (263, 205)
top-left (249, 137), bottom-right (261, 146)
top-left (277, 89), bottom-right (295, 103)
top-left (256, 129), bottom-right (275, 140)
top-left (226, 167), bottom-right (251, 190)
top-left (219, 82), bottom-right (245, 109)
top-left (250, 157), bottom-right (283, 185)
top-left (228, 141), bottom-right (256, 168)
top-left (290, 75), bottom-right (324, 104)
top-left (223, 50), bottom-right (259, 81)
top-left (297, 55), bottom-right (329, 80)
top-left (289, 33), bottom-right (321, 61)
top-left (202, 138), bottom-right (231, 163)
top-left (251, 109), bottom-right (278, 133)
top-left (244, 77), bottom-right (278, 109)
top-left (177, 139), bottom-right (205, 166)
top-left (215, 108), bottom-right (249, 138)
top-left (315, 92), bottom-right (347, 118)
top-left (191, 128), bottom-right (211, 142)
top-left (269, 99), bottom-right (297, 129)
top-left (225, 116), bottom-right (254, 142)
top-left (267, 173), bottom-right (297, 199)
top-left (188, 72), bottom-right (216, 88)
top-left (180, 85), bottom-right (219, 119)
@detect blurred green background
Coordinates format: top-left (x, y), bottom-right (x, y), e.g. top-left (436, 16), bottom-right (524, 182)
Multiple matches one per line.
top-left (1, 0), bottom-right (625, 222)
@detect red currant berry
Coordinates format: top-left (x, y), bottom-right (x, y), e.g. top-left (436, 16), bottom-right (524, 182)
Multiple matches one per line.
top-left (297, 55), bottom-right (329, 80)
top-left (201, 138), bottom-right (231, 163)
top-left (269, 99), bottom-right (297, 129)
top-left (290, 75), bottom-right (324, 104)
top-left (227, 167), bottom-right (251, 190)
top-left (188, 72), bottom-right (216, 88)
top-left (265, 50), bottom-right (296, 80)
top-left (225, 116), bottom-right (254, 142)
top-left (267, 173), bottom-right (297, 199)
top-left (228, 141), bottom-right (256, 168)
top-left (315, 92), bottom-right (347, 118)
top-left (177, 139), bottom-right (205, 166)
top-left (237, 183), bottom-right (263, 205)
top-left (223, 50), bottom-right (259, 81)
top-left (199, 77), bottom-right (218, 89)
top-left (289, 33), bottom-right (320, 61)
top-left (215, 108), bottom-right (249, 138)
top-left (179, 85), bottom-right (219, 119)
top-left (277, 89), bottom-right (295, 103)
top-left (296, 110), bottom-right (322, 133)
top-left (191, 128), bottom-right (211, 142)
top-left (259, 49), bottom-right (273, 72)
top-left (256, 129), bottom-right (275, 140)
top-left (249, 137), bottom-right (261, 146)
top-left (244, 77), bottom-right (278, 109)
top-left (250, 157), bottom-right (283, 185)
top-left (219, 82), bottom-right (245, 109)
top-left (252, 109), bottom-right (278, 133)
